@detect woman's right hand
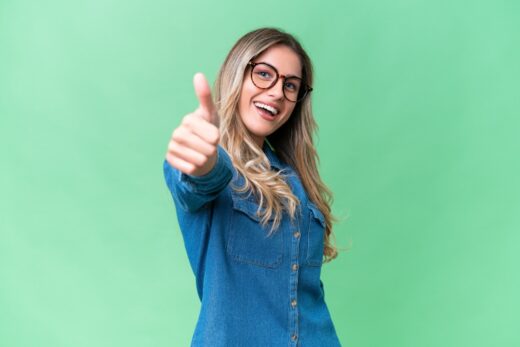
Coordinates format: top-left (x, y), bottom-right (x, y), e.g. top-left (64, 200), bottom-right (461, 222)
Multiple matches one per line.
top-left (166, 73), bottom-right (220, 177)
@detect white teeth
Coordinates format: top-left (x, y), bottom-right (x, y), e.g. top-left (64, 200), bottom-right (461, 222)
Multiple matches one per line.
top-left (254, 102), bottom-right (278, 115)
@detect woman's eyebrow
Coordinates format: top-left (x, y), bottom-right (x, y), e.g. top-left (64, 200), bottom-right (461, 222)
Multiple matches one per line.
top-left (278, 67), bottom-right (301, 78)
top-left (261, 61), bottom-right (301, 78)
top-left (277, 69), bottom-right (302, 79)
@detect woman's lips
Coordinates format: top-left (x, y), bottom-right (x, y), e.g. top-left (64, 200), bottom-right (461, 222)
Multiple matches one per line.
top-left (254, 105), bottom-right (277, 121)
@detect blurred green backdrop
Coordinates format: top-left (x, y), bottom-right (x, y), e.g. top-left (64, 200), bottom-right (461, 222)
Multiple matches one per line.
top-left (1, 0), bottom-right (519, 346)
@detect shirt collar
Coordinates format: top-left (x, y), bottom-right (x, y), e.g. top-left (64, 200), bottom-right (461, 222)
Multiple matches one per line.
top-left (263, 141), bottom-right (285, 170)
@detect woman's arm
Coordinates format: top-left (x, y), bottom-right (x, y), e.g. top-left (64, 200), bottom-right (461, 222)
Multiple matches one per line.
top-left (163, 73), bottom-right (231, 212)
top-left (163, 145), bottom-right (232, 212)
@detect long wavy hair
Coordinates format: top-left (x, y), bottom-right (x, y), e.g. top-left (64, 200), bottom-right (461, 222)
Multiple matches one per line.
top-left (214, 27), bottom-right (337, 262)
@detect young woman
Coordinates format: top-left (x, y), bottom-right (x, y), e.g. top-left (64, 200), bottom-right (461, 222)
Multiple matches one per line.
top-left (163, 27), bottom-right (341, 346)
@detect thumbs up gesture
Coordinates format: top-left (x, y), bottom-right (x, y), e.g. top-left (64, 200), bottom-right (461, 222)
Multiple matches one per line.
top-left (166, 73), bottom-right (220, 176)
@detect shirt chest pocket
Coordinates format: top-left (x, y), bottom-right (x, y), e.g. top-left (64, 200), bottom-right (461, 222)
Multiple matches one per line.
top-left (226, 194), bottom-right (283, 268)
top-left (305, 202), bottom-right (326, 267)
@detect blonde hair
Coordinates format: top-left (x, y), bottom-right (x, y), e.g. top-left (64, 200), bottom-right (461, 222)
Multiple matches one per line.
top-left (214, 27), bottom-right (338, 262)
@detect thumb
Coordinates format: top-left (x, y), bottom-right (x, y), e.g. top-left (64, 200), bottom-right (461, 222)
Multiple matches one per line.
top-left (193, 72), bottom-right (218, 126)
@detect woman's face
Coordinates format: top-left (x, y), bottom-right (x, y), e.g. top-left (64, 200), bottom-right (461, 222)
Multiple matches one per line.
top-left (238, 44), bottom-right (302, 147)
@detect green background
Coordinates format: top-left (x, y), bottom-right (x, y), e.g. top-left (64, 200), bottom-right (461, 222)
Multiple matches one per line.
top-left (1, 0), bottom-right (519, 346)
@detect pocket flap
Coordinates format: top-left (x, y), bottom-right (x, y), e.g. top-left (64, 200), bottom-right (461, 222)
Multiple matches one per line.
top-left (307, 202), bottom-right (326, 228)
top-left (231, 193), bottom-right (274, 223)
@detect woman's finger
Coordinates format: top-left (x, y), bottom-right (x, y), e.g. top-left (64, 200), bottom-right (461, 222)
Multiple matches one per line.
top-left (165, 152), bottom-right (196, 175)
top-left (168, 141), bottom-right (209, 168)
top-left (172, 126), bottom-right (216, 157)
top-left (182, 113), bottom-right (220, 145)
top-left (193, 72), bottom-right (219, 126)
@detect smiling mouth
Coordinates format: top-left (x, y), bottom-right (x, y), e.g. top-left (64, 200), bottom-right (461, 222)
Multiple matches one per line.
top-left (253, 105), bottom-right (278, 121)
top-left (253, 101), bottom-right (279, 116)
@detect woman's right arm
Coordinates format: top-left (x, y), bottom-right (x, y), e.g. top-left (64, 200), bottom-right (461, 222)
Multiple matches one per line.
top-left (163, 73), bottom-right (232, 212)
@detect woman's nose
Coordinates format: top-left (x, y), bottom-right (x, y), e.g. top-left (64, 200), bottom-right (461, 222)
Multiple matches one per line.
top-left (267, 78), bottom-right (285, 100)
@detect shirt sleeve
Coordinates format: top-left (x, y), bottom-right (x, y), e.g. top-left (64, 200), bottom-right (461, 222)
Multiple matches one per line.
top-left (163, 145), bottom-right (233, 213)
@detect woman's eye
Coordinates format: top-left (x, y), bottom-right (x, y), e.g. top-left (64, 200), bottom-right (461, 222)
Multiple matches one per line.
top-left (256, 70), bottom-right (272, 79)
top-left (285, 82), bottom-right (296, 91)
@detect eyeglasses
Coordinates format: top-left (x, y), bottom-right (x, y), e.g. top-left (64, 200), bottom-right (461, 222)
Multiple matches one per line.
top-left (247, 61), bottom-right (313, 103)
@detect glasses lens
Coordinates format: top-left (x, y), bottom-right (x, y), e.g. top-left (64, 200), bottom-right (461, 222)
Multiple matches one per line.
top-left (251, 62), bottom-right (309, 102)
top-left (251, 63), bottom-right (277, 89)
top-left (283, 77), bottom-right (303, 102)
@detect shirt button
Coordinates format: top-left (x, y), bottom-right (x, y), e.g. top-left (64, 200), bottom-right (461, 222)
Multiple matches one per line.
top-left (291, 334), bottom-right (298, 341)
top-left (293, 231), bottom-right (301, 238)
top-left (291, 299), bottom-right (297, 308)
top-left (292, 264), bottom-right (299, 271)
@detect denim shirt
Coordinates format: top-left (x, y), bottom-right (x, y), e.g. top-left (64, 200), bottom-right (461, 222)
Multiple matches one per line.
top-left (163, 144), bottom-right (341, 347)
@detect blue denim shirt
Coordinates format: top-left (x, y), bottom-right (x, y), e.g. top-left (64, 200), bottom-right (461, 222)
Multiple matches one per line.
top-left (163, 144), bottom-right (341, 347)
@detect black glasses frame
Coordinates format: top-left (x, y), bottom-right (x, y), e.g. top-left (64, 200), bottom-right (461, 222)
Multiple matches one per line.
top-left (247, 61), bottom-right (313, 103)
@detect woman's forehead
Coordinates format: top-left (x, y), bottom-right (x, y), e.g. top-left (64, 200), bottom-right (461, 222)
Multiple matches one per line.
top-left (254, 45), bottom-right (302, 77)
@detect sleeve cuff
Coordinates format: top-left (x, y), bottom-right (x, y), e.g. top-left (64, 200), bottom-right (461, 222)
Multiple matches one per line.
top-left (180, 145), bottom-right (233, 193)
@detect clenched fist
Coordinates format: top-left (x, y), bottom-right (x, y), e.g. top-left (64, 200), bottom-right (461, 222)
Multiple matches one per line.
top-left (166, 73), bottom-right (220, 177)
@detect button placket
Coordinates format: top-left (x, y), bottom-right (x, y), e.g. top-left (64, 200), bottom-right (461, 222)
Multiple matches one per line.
top-left (289, 227), bottom-right (300, 345)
